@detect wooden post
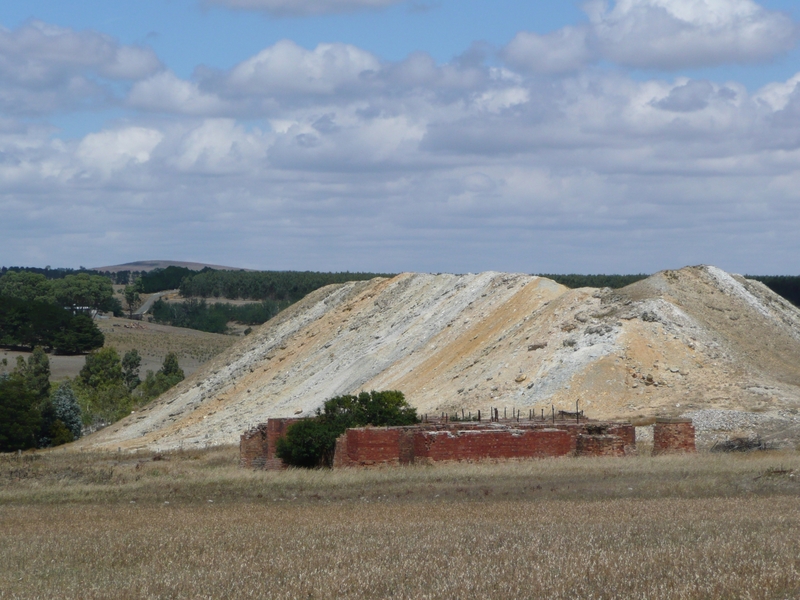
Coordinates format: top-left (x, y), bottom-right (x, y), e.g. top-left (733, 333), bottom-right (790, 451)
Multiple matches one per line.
top-left (504, 407), bottom-right (507, 419)
top-left (552, 405), bottom-right (555, 424)
top-left (576, 399), bottom-right (580, 424)
top-left (478, 409), bottom-right (481, 422)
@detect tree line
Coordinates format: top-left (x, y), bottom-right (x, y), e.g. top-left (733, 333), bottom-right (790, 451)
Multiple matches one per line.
top-left (0, 271), bottom-right (113, 353)
top-left (150, 298), bottom-right (291, 334)
top-left (0, 346), bottom-right (185, 452)
top-left (0, 265), bottom-right (140, 285)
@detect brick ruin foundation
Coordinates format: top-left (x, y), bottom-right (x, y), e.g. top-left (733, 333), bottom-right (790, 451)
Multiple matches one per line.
top-left (239, 418), bottom-right (301, 468)
top-left (237, 416), bottom-right (687, 469)
top-left (653, 418), bottom-right (696, 454)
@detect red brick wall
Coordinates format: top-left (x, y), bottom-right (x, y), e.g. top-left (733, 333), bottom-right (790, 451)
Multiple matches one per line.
top-left (412, 428), bottom-right (572, 463)
top-left (653, 419), bottom-right (696, 454)
top-left (337, 427), bottom-right (404, 467)
top-left (575, 434), bottom-right (625, 457)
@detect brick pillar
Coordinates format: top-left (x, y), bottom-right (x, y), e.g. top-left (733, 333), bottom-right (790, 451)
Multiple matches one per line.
top-left (239, 423), bottom-right (269, 468)
top-left (653, 418), bottom-right (696, 455)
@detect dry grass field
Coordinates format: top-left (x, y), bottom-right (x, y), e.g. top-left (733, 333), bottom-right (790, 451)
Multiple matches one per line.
top-left (0, 317), bottom-right (239, 385)
top-left (1, 449), bottom-right (800, 599)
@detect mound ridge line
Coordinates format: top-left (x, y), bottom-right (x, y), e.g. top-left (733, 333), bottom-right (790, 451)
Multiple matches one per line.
top-left (73, 266), bottom-right (800, 452)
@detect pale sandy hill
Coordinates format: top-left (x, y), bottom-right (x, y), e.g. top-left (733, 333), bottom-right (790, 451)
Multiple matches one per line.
top-left (73, 266), bottom-right (800, 452)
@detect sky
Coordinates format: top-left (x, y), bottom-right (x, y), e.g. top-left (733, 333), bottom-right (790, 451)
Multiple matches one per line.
top-left (2, 0), bottom-right (800, 275)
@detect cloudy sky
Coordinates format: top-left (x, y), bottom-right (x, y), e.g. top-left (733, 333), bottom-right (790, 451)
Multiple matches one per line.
top-left (2, 0), bottom-right (800, 274)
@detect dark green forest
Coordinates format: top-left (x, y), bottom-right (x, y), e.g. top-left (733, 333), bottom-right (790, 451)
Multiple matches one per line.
top-left (176, 269), bottom-right (393, 301)
top-left (137, 266), bottom-right (195, 293)
top-left (0, 297), bottom-right (104, 353)
top-left (535, 274), bottom-right (650, 289)
top-left (150, 298), bottom-right (292, 334)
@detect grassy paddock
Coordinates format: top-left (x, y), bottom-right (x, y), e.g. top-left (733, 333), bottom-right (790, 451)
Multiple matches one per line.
top-left (1, 448), bottom-right (799, 599)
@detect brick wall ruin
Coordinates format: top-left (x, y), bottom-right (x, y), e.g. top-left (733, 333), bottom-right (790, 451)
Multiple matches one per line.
top-left (412, 427), bottom-right (573, 464)
top-left (242, 418), bottom-right (644, 469)
top-left (575, 434), bottom-right (625, 457)
top-left (653, 418), bottom-right (696, 454)
top-left (239, 417), bottom-right (300, 469)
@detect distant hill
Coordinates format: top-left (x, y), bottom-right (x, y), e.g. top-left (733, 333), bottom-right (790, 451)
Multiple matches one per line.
top-left (92, 260), bottom-right (252, 273)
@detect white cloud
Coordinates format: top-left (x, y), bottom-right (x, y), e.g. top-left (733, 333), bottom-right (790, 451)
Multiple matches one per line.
top-left (77, 127), bottom-right (163, 175)
top-left (5, 21), bottom-right (800, 273)
top-left (587, 0), bottom-right (798, 69)
top-left (503, 0), bottom-right (798, 73)
top-left (0, 20), bottom-right (161, 114)
top-left (128, 71), bottom-right (229, 115)
top-left (0, 20), bottom-right (160, 82)
top-left (504, 27), bottom-right (592, 74)
top-left (170, 119), bottom-right (266, 173)
top-left (205, 0), bottom-right (403, 17)
top-left (754, 73), bottom-right (800, 111)
top-left (225, 40), bottom-right (380, 95)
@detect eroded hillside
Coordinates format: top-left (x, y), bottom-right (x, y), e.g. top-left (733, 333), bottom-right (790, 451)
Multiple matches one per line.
top-left (74, 266), bottom-right (800, 451)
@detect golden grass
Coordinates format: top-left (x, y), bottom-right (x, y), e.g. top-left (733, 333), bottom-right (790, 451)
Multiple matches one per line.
top-left (1, 449), bottom-right (800, 599)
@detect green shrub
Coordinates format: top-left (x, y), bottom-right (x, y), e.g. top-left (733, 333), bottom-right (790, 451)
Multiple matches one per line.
top-left (276, 390), bottom-right (418, 468)
top-left (276, 419), bottom-right (340, 468)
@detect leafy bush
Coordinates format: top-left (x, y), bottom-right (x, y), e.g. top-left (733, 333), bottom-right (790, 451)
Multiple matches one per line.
top-left (275, 419), bottom-right (341, 468)
top-left (276, 390), bottom-right (418, 468)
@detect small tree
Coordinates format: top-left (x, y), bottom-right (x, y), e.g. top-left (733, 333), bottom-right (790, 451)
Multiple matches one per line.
top-left (80, 347), bottom-right (123, 389)
top-left (52, 382), bottom-right (82, 441)
top-left (277, 390), bottom-right (417, 468)
top-left (160, 352), bottom-right (184, 380)
top-left (15, 347), bottom-right (51, 403)
top-left (121, 349), bottom-right (142, 392)
top-left (123, 285), bottom-right (141, 318)
top-left (76, 347), bottom-right (130, 428)
top-left (0, 374), bottom-right (40, 451)
top-left (137, 353), bottom-right (185, 401)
